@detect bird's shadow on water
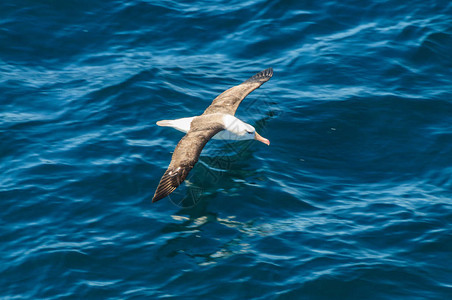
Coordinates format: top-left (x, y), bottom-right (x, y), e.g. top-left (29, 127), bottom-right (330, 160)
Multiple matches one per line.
top-left (157, 206), bottom-right (267, 266)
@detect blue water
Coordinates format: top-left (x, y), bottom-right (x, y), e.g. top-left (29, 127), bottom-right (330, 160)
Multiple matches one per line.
top-left (1, 0), bottom-right (452, 298)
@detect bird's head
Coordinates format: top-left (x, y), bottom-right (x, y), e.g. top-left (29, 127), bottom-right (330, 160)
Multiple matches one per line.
top-left (225, 116), bottom-right (270, 146)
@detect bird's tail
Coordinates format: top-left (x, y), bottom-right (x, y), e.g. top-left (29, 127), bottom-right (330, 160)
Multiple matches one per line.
top-left (156, 120), bottom-right (173, 127)
top-left (156, 117), bottom-right (194, 133)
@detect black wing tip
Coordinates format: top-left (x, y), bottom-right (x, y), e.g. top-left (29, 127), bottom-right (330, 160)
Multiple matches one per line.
top-left (152, 190), bottom-right (166, 203)
top-left (263, 67), bottom-right (273, 76)
top-left (152, 173), bottom-right (177, 203)
top-left (244, 67), bottom-right (273, 83)
top-left (152, 166), bottom-right (191, 203)
top-left (152, 181), bottom-right (176, 203)
top-left (152, 193), bottom-right (166, 203)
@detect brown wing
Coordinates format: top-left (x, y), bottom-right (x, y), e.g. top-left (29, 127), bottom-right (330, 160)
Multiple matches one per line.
top-left (202, 68), bottom-right (273, 116)
top-left (152, 115), bottom-right (224, 203)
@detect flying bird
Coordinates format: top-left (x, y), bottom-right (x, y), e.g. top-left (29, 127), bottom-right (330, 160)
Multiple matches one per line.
top-left (153, 68), bottom-right (273, 203)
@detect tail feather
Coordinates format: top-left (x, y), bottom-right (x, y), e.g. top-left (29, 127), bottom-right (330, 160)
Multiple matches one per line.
top-left (156, 120), bottom-right (173, 127)
top-left (156, 117), bottom-right (194, 133)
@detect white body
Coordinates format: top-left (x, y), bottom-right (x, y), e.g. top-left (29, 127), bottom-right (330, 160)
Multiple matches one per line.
top-left (156, 114), bottom-right (256, 141)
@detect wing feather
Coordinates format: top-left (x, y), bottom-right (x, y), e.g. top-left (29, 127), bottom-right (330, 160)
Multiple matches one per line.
top-left (202, 68), bottom-right (273, 116)
top-left (152, 116), bottom-right (224, 202)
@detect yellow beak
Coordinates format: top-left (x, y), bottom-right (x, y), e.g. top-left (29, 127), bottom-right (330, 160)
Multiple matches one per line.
top-left (255, 132), bottom-right (270, 146)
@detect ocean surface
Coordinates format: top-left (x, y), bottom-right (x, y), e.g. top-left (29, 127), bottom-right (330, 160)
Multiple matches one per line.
top-left (1, 0), bottom-right (452, 299)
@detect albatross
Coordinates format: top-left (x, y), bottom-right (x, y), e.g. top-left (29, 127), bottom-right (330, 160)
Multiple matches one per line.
top-left (152, 67), bottom-right (273, 203)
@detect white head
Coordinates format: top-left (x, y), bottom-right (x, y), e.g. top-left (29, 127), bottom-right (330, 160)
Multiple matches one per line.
top-left (222, 115), bottom-right (270, 145)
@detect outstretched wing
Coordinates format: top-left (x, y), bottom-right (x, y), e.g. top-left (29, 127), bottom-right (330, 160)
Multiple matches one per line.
top-left (152, 116), bottom-right (224, 203)
top-left (202, 68), bottom-right (273, 116)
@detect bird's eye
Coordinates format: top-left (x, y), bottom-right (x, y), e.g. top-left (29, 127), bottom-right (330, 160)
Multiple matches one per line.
top-left (246, 129), bottom-right (253, 134)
